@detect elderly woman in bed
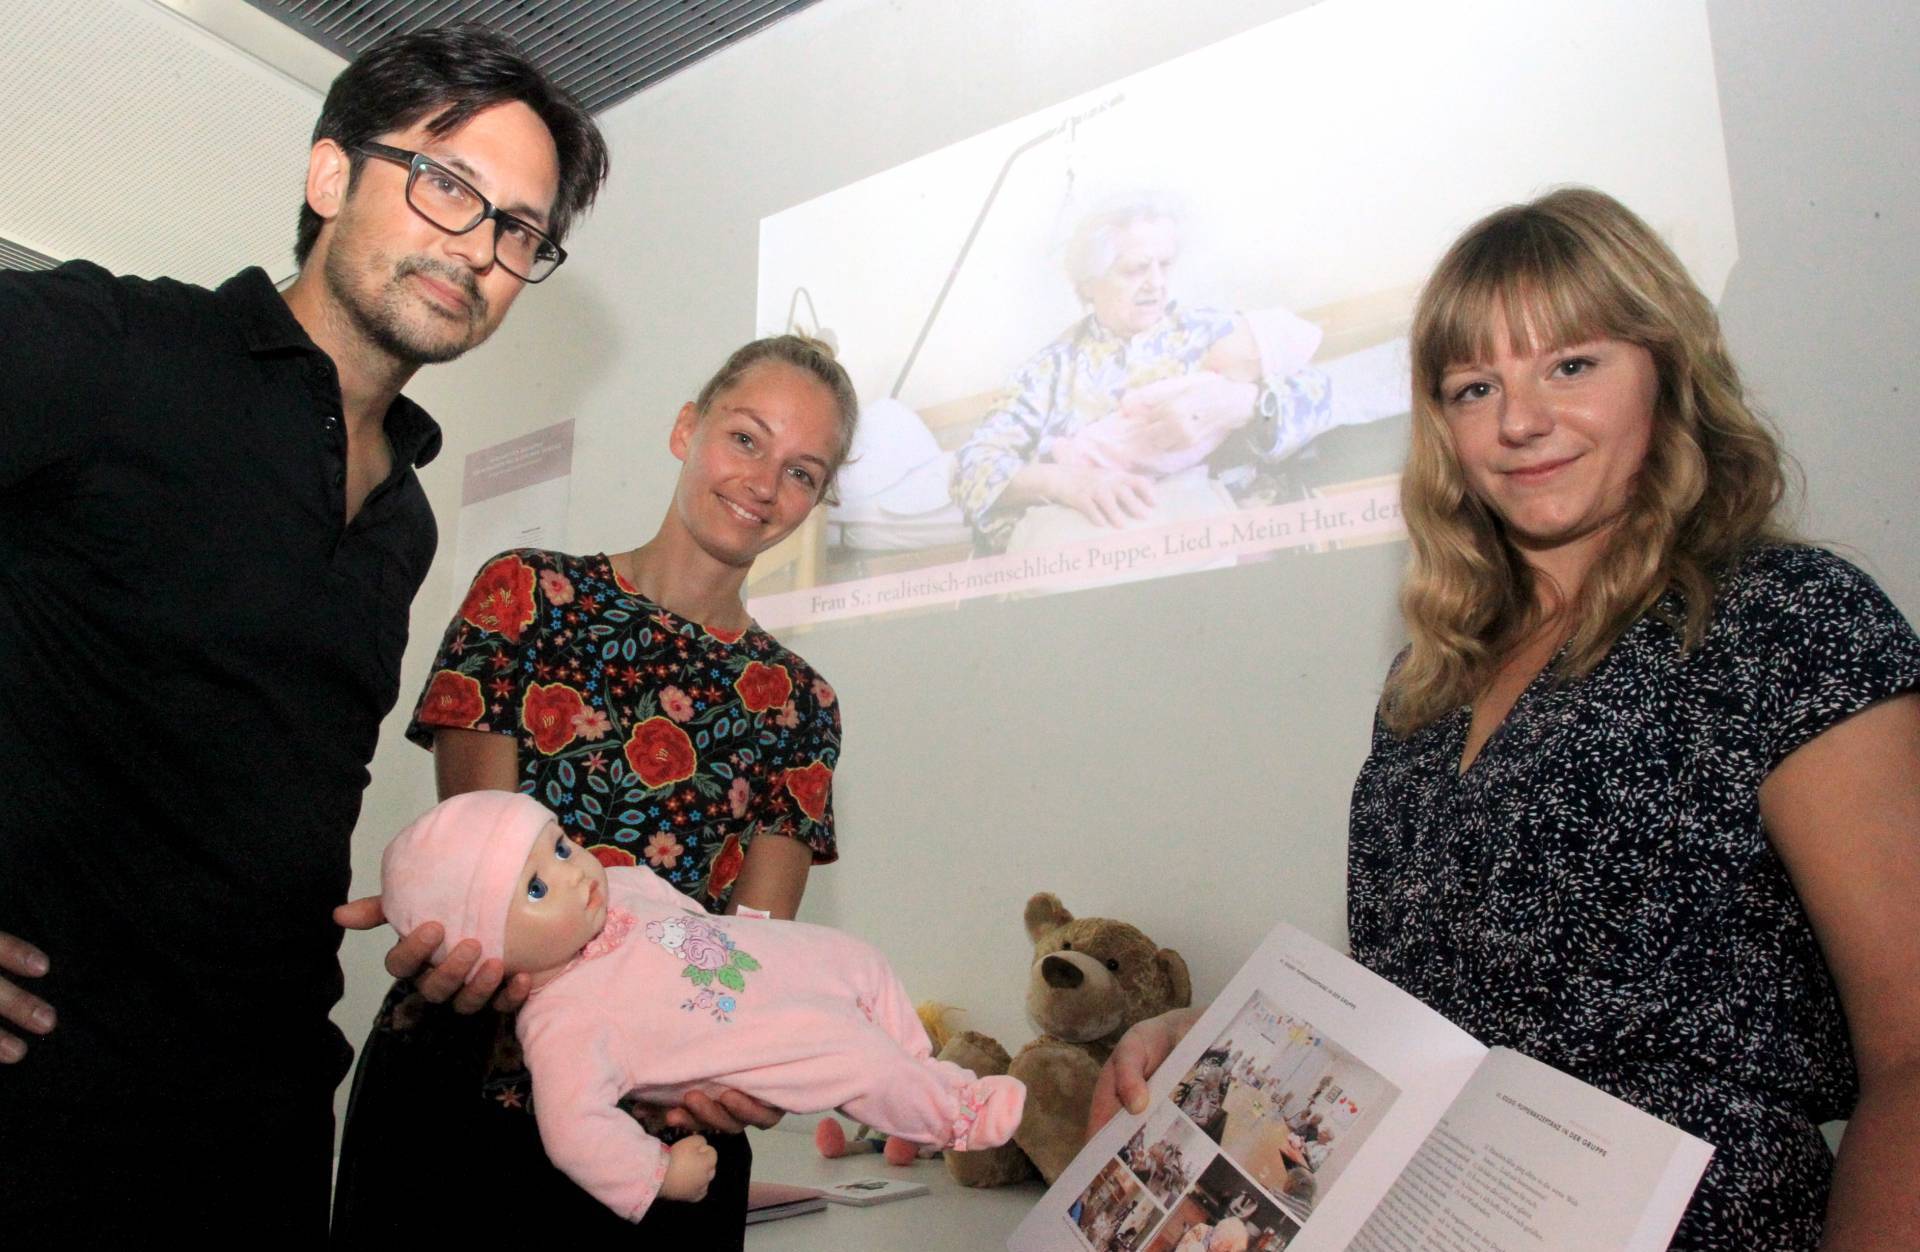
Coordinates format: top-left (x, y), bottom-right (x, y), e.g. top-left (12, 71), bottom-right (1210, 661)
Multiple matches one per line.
top-left (951, 194), bottom-right (1339, 551)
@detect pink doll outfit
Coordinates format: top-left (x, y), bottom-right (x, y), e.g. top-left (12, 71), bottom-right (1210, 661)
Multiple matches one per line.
top-left (382, 792), bottom-right (1025, 1222)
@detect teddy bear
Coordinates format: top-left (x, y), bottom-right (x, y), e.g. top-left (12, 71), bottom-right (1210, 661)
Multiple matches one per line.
top-left (939, 892), bottom-right (1191, 1186)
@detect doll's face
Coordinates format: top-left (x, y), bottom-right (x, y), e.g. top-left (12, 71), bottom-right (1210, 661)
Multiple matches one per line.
top-left (503, 822), bottom-right (609, 973)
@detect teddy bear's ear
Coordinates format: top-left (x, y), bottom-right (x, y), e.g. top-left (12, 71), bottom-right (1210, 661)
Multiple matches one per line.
top-left (1024, 892), bottom-right (1073, 940)
top-left (1157, 948), bottom-right (1192, 1008)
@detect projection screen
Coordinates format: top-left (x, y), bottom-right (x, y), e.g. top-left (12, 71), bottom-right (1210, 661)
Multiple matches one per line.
top-left (750, 0), bottom-right (1735, 630)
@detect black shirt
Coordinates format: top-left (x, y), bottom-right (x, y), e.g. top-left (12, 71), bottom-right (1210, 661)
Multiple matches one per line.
top-left (0, 262), bottom-right (439, 1108)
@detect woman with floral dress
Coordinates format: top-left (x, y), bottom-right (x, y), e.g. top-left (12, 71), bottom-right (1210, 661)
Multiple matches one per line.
top-left (332, 335), bottom-right (858, 1245)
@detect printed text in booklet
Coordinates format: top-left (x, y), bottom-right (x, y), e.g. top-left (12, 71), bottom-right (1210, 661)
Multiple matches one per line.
top-left (1009, 925), bottom-right (1712, 1252)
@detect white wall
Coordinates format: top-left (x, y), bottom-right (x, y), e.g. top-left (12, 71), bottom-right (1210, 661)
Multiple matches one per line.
top-left (331, 0), bottom-right (1920, 1130)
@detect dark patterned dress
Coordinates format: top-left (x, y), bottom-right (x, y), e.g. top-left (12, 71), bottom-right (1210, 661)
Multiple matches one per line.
top-left (409, 548), bottom-right (839, 905)
top-left (1348, 545), bottom-right (1920, 1250)
top-left (332, 550), bottom-right (840, 1243)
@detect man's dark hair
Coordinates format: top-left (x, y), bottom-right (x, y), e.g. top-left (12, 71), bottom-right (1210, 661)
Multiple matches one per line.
top-left (294, 23), bottom-right (610, 268)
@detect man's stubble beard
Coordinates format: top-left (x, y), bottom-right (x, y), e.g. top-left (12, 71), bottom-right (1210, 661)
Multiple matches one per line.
top-left (323, 237), bottom-right (491, 368)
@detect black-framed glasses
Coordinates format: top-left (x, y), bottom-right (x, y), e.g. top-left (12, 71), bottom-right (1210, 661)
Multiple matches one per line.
top-left (356, 142), bottom-right (566, 283)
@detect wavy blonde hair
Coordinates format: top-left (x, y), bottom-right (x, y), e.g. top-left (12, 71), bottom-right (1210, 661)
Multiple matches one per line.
top-left (1382, 187), bottom-right (1790, 735)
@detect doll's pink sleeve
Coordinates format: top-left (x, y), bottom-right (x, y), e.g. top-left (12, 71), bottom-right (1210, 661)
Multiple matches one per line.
top-left (520, 1002), bottom-right (669, 1221)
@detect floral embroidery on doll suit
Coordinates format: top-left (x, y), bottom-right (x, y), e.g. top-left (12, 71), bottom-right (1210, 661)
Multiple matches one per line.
top-left (683, 987), bottom-right (739, 1022)
top-left (645, 914), bottom-right (761, 1020)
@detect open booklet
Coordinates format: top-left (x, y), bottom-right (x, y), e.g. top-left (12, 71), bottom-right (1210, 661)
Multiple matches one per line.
top-left (1009, 924), bottom-right (1712, 1252)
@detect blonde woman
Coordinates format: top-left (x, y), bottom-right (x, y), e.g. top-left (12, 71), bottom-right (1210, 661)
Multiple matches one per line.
top-left (335, 335), bottom-right (858, 1245)
top-left (1094, 189), bottom-right (1920, 1249)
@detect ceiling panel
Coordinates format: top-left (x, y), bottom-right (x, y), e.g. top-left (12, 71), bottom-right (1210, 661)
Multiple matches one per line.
top-left (243, 0), bottom-right (823, 113)
top-left (0, 0), bottom-right (821, 282)
top-left (0, 236), bottom-right (59, 273)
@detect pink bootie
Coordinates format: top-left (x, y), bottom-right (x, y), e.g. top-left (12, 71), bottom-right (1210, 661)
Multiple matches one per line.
top-left (948, 1075), bottom-right (1026, 1151)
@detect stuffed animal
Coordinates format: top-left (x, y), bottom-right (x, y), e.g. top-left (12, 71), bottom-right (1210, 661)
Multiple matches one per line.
top-left (940, 893), bottom-right (1191, 1186)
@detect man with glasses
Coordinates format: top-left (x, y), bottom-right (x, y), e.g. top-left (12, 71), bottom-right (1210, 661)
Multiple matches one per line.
top-left (0, 24), bottom-right (606, 1241)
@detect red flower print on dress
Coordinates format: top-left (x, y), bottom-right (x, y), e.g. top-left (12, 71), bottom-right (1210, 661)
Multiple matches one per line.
top-left (521, 683), bottom-right (585, 755)
top-left (571, 707), bottom-right (612, 741)
top-left (811, 676), bottom-right (836, 708)
top-left (538, 569), bottom-right (576, 605)
top-left (727, 776), bottom-right (751, 819)
top-left (705, 624), bottom-right (746, 645)
top-left (590, 845), bottom-right (636, 870)
top-left (644, 832), bottom-right (684, 869)
top-left (420, 670), bottom-right (484, 728)
top-left (733, 662), bottom-right (793, 713)
top-left (705, 833), bottom-right (745, 901)
top-left (784, 761), bottom-right (832, 821)
top-left (659, 685), bottom-right (695, 723)
top-left (460, 555), bottom-right (537, 643)
top-left (624, 716), bottom-right (697, 788)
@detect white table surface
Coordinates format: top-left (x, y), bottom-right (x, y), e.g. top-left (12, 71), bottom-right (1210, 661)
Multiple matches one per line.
top-left (744, 1125), bottom-right (1045, 1250)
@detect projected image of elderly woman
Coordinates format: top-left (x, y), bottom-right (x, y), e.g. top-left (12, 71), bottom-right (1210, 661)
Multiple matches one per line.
top-left (951, 195), bottom-right (1378, 553)
top-left (1091, 187), bottom-right (1920, 1249)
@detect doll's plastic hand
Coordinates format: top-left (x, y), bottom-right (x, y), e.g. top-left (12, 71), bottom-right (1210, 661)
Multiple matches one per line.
top-left (665, 1087), bottom-right (785, 1135)
top-left (0, 930), bottom-right (55, 1063)
top-left (1087, 1006), bottom-right (1206, 1136)
top-left (334, 895), bottom-right (531, 1014)
top-left (659, 1134), bottom-right (719, 1203)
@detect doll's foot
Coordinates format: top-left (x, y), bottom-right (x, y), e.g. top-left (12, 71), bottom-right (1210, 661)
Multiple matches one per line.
top-left (949, 1075), bottom-right (1026, 1151)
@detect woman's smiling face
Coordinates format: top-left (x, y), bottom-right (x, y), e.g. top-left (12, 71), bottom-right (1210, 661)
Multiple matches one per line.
top-left (666, 360), bottom-right (842, 569)
top-left (1439, 308), bottom-right (1659, 566)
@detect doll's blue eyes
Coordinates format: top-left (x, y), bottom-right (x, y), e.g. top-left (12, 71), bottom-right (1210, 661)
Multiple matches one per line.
top-left (528, 837), bottom-right (572, 897)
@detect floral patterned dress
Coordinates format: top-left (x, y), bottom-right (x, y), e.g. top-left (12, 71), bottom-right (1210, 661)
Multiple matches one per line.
top-left (377, 548), bottom-right (839, 1109)
top-left (409, 548), bottom-right (840, 903)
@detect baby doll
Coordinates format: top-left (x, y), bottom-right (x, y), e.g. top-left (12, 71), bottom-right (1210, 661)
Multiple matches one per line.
top-left (381, 790), bottom-right (1026, 1223)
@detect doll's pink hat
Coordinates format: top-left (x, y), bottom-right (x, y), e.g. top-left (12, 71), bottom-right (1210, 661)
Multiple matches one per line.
top-left (380, 790), bottom-right (555, 968)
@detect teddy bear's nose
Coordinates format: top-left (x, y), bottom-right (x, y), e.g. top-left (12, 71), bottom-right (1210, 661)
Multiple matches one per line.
top-left (1041, 955), bottom-right (1083, 989)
